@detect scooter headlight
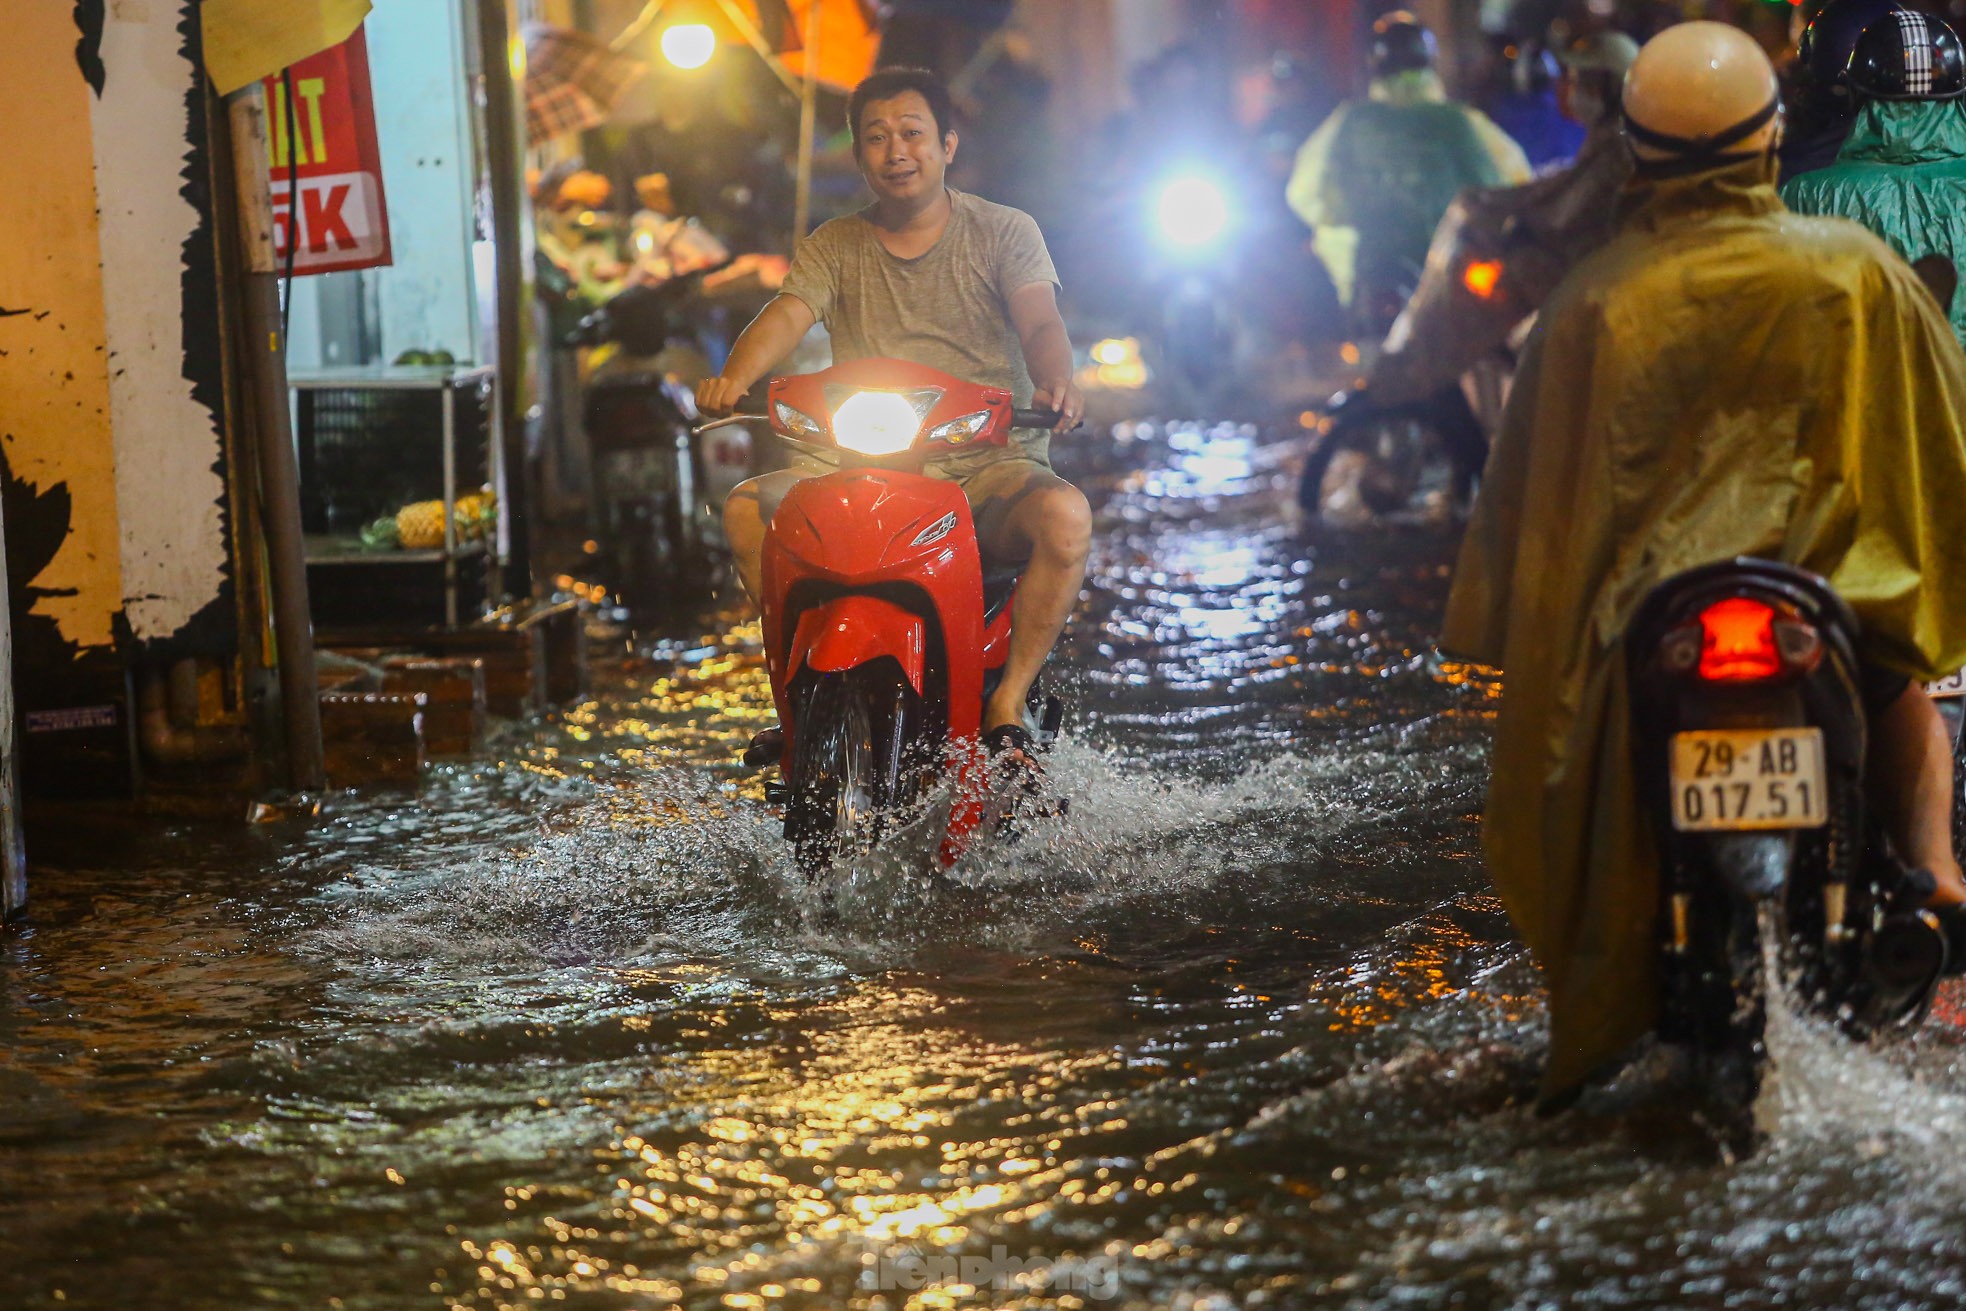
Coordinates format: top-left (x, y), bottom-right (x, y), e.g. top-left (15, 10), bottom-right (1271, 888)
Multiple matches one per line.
top-left (831, 389), bottom-right (937, 455)
top-left (1155, 176), bottom-right (1231, 250)
top-left (927, 409), bottom-right (992, 444)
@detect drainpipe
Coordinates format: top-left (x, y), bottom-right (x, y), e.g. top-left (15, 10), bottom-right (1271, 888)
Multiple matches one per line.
top-left (0, 492), bottom-right (24, 922)
top-left (135, 659), bottom-right (250, 766)
top-left (222, 84), bottom-right (326, 793)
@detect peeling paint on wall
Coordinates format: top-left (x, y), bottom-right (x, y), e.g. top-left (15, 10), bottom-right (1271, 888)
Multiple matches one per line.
top-left (89, 0), bottom-right (232, 647)
top-left (0, 5), bottom-right (125, 652)
top-left (74, 0), bottom-right (107, 95)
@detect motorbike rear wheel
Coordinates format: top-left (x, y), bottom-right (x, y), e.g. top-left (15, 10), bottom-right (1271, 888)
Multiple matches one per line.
top-left (1672, 891), bottom-right (1775, 1131)
top-left (786, 666), bottom-right (919, 878)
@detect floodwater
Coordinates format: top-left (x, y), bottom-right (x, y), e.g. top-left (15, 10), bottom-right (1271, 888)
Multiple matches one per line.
top-left (6, 419), bottom-right (1966, 1310)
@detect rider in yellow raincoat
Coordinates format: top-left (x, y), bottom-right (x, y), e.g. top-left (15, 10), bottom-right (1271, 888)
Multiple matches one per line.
top-left (1444, 22), bottom-right (1966, 1099)
top-left (1286, 12), bottom-right (1530, 315)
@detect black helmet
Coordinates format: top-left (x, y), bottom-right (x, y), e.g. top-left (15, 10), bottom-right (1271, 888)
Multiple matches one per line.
top-left (1798, 0), bottom-right (1908, 88)
top-left (1847, 10), bottom-right (1966, 100)
top-left (1370, 12), bottom-right (1437, 78)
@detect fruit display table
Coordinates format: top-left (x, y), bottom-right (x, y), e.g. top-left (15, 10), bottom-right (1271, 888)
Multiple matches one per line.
top-left (290, 364), bottom-right (505, 631)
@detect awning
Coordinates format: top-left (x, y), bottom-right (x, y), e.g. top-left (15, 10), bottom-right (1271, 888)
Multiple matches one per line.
top-left (200, 0), bottom-right (373, 96)
top-left (777, 0), bottom-right (880, 92)
top-left (523, 24), bottom-right (650, 146)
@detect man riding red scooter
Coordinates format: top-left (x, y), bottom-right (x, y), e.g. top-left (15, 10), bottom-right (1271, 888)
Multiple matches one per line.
top-left (694, 66), bottom-right (1089, 855)
top-left (697, 358), bottom-right (1066, 870)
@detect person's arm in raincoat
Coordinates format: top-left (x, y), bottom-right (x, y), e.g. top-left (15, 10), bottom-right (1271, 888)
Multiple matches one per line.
top-left (1286, 105), bottom-right (1360, 305)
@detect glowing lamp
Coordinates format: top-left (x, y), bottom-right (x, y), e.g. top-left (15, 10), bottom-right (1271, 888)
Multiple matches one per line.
top-left (1462, 259), bottom-right (1504, 300)
top-left (661, 24), bottom-right (716, 69)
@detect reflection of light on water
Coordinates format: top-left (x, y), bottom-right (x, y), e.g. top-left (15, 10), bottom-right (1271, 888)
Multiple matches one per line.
top-left (446, 988), bottom-right (1137, 1304)
top-left (1322, 928), bottom-right (1474, 1034)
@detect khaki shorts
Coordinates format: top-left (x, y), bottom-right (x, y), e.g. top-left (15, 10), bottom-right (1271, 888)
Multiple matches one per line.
top-left (741, 455), bottom-right (1069, 564)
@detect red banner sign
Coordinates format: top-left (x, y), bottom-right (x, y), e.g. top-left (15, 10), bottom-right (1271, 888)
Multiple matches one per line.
top-left (264, 27), bottom-right (392, 276)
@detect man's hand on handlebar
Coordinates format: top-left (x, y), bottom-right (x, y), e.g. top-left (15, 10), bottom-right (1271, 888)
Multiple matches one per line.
top-left (1032, 379), bottom-right (1086, 434)
top-left (695, 375), bottom-right (751, 418)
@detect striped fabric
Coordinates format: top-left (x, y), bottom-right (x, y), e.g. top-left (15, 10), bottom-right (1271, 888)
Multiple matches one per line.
top-left (523, 25), bottom-right (648, 146)
top-left (1897, 10), bottom-right (1935, 96)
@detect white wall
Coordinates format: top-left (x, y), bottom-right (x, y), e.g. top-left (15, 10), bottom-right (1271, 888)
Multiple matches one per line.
top-left (92, 0), bottom-right (228, 644)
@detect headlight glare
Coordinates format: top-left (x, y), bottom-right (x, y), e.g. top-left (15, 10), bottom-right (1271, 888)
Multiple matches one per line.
top-left (1156, 176), bottom-right (1231, 248)
top-left (832, 391), bottom-right (926, 455)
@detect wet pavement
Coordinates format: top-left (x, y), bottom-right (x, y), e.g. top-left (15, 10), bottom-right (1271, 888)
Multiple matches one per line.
top-left (6, 417), bottom-right (1966, 1310)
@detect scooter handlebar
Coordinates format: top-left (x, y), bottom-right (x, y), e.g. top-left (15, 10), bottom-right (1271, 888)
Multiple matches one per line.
top-left (1013, 408), bottom-right (1073, 431)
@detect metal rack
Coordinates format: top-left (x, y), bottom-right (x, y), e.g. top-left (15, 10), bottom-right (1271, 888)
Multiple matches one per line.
top-left (290, 364), bottom-right (504, 630)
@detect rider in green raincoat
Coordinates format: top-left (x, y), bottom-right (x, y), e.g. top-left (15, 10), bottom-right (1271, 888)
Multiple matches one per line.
top-left (1286, 12), bottom-right (1530, 314)
top-left (1779, 10), bottom-right (1966, 347)
top-left (1445, 23), bottom-right (1966, 1100)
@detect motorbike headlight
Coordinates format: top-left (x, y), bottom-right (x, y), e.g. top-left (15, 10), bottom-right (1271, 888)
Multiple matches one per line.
top-left (831, 390), bottom-right (934, 455)
top-left (927, 409), bottom-right (992, 444)
top-left (774, 401), bottom-right (824, 438)
top-left (1155, 176), bottom-right (1231, 249)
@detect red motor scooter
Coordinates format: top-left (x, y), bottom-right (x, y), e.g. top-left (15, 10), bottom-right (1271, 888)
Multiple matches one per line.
top-left (696, 358), bottom-right (1066, 873)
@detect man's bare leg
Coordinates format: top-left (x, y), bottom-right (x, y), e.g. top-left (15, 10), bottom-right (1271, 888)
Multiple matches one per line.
top-left (724, 484), bottom-right (767, 607)
top-left (726, 468), bottom-right (810, 608)
top-left (1870, 682), bottom-right (1966, 905)
top-left (982, 483), bottom-right (1092, 734)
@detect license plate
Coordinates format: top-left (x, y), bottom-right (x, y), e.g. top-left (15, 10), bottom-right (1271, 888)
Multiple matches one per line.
top-left (1926, 668), bottom-right (1966, 699)
top-left (1669, 728), bottom-right (1827, 832)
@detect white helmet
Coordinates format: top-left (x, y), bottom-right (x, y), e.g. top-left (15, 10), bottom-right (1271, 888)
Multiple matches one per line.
top-left (1621, 22), bottom-right (1783, 175)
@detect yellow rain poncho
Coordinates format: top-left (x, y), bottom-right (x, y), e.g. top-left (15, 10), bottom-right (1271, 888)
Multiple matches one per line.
top-left (1444, 156), bottom-right (1966, 1098)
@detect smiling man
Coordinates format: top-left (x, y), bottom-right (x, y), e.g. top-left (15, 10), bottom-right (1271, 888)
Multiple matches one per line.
top-left (696, 66), bottom-right (1089, 776)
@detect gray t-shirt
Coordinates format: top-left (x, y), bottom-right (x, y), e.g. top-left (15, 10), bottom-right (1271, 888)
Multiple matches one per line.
top-left (780, 188), bottom-right (1061, 465)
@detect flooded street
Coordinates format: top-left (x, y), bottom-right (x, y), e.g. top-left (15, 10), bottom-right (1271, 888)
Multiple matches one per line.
top-left (7, 418), bottom-right (1966, 1311)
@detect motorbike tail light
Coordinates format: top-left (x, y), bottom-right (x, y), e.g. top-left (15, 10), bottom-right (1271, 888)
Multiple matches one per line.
top-left (1696, 597), bottom-right (1782, 681)
top-left (1462, 259), bottom-right (1504, 300)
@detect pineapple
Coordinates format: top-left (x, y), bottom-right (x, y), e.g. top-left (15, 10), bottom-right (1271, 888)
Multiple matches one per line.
top-left (395, 500), bottom-right (447, 549)
top-left (394, 488), bottom-right (497, 549)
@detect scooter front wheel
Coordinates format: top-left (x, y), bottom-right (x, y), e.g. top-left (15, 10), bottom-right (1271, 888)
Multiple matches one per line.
top-left (786, 667), bottom-right (917, 878)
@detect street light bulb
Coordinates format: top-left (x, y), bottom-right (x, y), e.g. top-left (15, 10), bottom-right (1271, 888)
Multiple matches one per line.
top-left (662, 24), bottom-right (715, 70)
